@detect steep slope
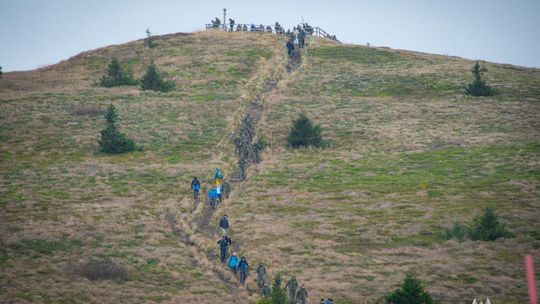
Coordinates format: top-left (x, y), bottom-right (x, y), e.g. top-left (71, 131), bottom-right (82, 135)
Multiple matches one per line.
top-left (232, 39), bottom-right (540, 303)
top-left (1, 30), bottom-right (539, 304)
top-left (0, 31), bottom-right (286, 303)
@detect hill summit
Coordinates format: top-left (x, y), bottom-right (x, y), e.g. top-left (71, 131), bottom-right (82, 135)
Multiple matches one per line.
top-left (0, 30), bottom-right (539, 303)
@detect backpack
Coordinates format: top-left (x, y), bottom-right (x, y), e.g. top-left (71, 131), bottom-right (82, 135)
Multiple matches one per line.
top-left (193, 183), bottom-right (200, 191)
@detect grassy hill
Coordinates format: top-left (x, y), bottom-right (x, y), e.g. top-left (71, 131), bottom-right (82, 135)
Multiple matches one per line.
top-left (1, 30), bottom-right (539, 303)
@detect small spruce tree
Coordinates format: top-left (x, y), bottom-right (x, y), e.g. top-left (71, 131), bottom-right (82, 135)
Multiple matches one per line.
top-left (465, 61), bottom-right (494, 96)
top-left (386, 273), bottom-right (433, 304)
top-left (100, 58), bottom-right (137, 87)
top-left (287, 113), bottom-right (323, 148)
top-left (468, 207), bottom-right (513, 241)
top-left (269, 274), bottom-right (287, 304)
top-left (99, 104), bottom-right (136, 154)
top-left (140, 63), bottom-right (175, 92)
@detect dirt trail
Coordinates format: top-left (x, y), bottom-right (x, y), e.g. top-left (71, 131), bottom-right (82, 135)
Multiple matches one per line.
top-left (164, 42), bottom-right (302, 303)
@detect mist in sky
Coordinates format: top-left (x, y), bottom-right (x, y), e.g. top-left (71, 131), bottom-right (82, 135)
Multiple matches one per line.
top-left (1, 0), bottom-right (539, 71)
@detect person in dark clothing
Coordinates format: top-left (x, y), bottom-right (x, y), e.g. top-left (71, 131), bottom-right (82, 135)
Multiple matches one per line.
top-left (219, 214), bottom-right (230, 236)
top-left (229, 18), bottom-right (235, 31)
top-left (256, 262), bottom-right (267, 288)
top-left (285, 276), bottom-right (298, 304)
top-left (286, 38), bottom-right (295, 56)
top-left (190, 176), bottom-right (200, 199)
top-left (217, 235), bottom-right (232, 262)
top-left (221, 180), bottom-right (231, 199)
top-left (238, 256), bottom-right (249, 284)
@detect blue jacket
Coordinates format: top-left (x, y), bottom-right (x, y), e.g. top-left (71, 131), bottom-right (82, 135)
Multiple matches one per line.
top-left (208, 188), bottom-right (219, 199)
top-left (228, 255), bottom-right (238, 268)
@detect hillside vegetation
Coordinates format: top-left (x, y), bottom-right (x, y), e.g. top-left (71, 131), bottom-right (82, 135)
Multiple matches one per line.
top-left (1, 30), bottom-right (539, 303)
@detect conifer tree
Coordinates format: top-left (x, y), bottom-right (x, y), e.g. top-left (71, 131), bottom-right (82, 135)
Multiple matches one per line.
top-left (99, 104), bottom-right (135, 154)
top-left (100, 58), bottom-right (137, 87)
top-left (269, 274), bottom-right (287, 304)
top-left (465, 61), bottom-right (494, 96)
top-left (386, 273), bottom-right (433, 304)
top-left (287, 113), bottom-right (323, 148)
top-left (468, 207), bottom-right (513, 241)
top-left (0, 66), bottom-right (3, 79)
top-left (140, 63), bottom-right (175, 92)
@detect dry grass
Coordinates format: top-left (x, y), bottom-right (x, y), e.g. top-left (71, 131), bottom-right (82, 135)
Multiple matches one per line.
top-left (1, 30), bottom-right (539, 304)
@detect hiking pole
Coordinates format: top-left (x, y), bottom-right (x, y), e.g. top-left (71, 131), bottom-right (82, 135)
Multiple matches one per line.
top-left (526, 254), bottom-right (538, 304)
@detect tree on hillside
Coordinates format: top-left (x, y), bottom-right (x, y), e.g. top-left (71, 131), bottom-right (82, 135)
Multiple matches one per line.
top-left (468, 207), bottom-right (513, 241)
top-left (140, 63), bottom-right (175, 92)
top-left (100, 58), bottom-right (137, 87)
top-left (465, 61), bottom-right (494, 96)
top-left (287, 113), bottom-right (323, 148)
top-left (99, 104), bottom-right (136, 154)
top-left (0, 66), bottom-right (3, 79)
top-left (145, 28), bottom-right (156, 48)
top-left (386, 273), bottom-right (433, 304)
top-left (269, 274), bottom-right (287, 304)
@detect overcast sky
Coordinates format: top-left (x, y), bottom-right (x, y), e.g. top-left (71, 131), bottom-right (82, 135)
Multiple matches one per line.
top-left (1, 0), bottom-right (539, 72)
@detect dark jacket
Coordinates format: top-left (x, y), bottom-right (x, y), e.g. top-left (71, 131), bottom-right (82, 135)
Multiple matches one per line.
top-left (219, 216), bottom-right (229, 229)
top-left (238, 258), bottom-right (249, 272)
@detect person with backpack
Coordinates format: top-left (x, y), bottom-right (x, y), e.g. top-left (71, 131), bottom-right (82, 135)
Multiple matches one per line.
top-left (219, 214), bottom-right (230, 236)
top-left (285, 276), bottom-right (298, 304)
top-left (256, 262), bottom-right (267, 288)
top-left (190, 176), bottom-right (200, 199)
top-left (286, 38), bottom-right (295, 56)
top-left (296, 284), bottom-right (308, 304)
top-left (208, 185), bottom-right (219, 208)
top-left (238, 256), bottom-right (249, 284)
top-left (229, 18), bottom-right (235, 31)
top-left (221, 180), bottom-right (231, 200)
top-left (217, 235), bottom-right (232, 262)
top-left (228, 252), bottom-right (239, 275)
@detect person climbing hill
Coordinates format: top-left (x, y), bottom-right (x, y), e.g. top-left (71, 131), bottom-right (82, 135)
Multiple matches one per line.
top-left (296, 284), bottom-right (308, 304)
top-left (214, 167), bottom-right (223, 184)
top-left (190, 176), bottom-right (200, 199)
top-left (228, 252), bottom-right (239, 275)
top-left (221, 179), bottom-right (231, 200)
top-left (217, 235), bottom-right (232, 262)
top-left (208, 185), bottom-right (219, 208)
top-left (285, 276), bottom-right (298, 304)
top-left (256, 262), bottom-right (267, 288)
top-left (219, 214), bottom-right (230, 236)
top-left (238, 256), bottom-right (249, 284)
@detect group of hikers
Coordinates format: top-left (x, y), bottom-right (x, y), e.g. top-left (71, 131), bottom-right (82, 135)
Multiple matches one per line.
top-left (190, 168), bottom-right (230, 209)
top-left (210, 17), bottom-right (315, 38)
top-left (190, 168), bottom-right (314, 303)
top-left (286, 23), bottom-right (312, 56)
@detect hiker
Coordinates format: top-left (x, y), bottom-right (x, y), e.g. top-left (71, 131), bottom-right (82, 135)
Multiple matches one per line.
top-left (286, 38), bottom-right (295, 56)
top-left (259, 24), bottom-right (265, 32)
top-left (262, 283), bottom-right (271, 297)
top-left (190, 176), bottom-right (200, 199)
top-left (221, 180), bottom-right (231, 199)
top-left (208, 185), bottom-right (219, 208)
top-left (250, 24), bottom-right (256, 32)
top-left (275, 22), bottom-right (283, 34)
top-left (256, 262), bottom-right (267, 288)
top-left (296, 284), bottom-right (308, 304)
top-left (217, 235), bottom-right (232, 262)
top-left (228, 252), bottom-right (239, 275)
top-left (229, 18), bottom-right (235, 31)
top-left (214, 167), bottom-right (223, 183)
top-left (236, 24), bottom-right (242, 31)
top-left (219, 214), bottom-right (230, 236)
top-left (238, 256), bottom-right (249, 284)
top-left (266, 25), bottom-right (272, 33)
top-left (243, 24), bottom-right (248, 31)
top-left (211, 17), bottom-right (221, 28)
top-left (285, 276), bottom-right (298, 304)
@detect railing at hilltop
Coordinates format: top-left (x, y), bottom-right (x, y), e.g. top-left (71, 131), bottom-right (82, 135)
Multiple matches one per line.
top-left (205, 23), bottom-right (340, 43)
top-left (313, 27), bottom-right (340, 43)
